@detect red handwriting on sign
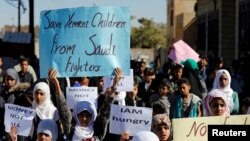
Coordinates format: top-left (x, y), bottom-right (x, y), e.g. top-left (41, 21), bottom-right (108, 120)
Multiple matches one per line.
top-left (186, 121), bottom-right (207, 137)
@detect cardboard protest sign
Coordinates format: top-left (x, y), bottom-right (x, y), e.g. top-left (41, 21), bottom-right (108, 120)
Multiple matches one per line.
top-left (103, 69), bottom-right (134, 92)
top-left (168, 40), bottom-right (200, 64)
top-left (4, 104), bottom-right (36, 137)
top-left (39, 7), bottom-right (130, 78)
top-left (109, 104), bottom-right (153, 135)
top-left (173, 115), bottom-right (250, 141)
top-left (66, 86), bottom-right (98, 109)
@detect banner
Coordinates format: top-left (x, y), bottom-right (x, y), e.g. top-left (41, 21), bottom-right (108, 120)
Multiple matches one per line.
top-left (103, 69), bottom-right (134, 92)
top-left (173, 115), bottom-right (250, 141)
top-left (66, 86), bottom-right (98, 109)
top-left (109, 104), bottom-right (153, 135)
top-left (4, 104), bottom-right (36, 137)
top-left (168, 40), bottom-right (200, 64)
top-left (39, 7), bottom-right (130, 77)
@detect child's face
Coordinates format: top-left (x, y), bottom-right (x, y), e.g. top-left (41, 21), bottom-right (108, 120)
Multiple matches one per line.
top-left (175, 68), bottom-right (183, 80)
top-left (77, 111), bottom-right (92, 127)
top-left (37, 133), bottom-right (52, 141)
top-left (5, 76), bottom-right (16, 88)
top-left (219, 73), bottom-right (229, 88)
top-left (200, 58), bottom-right (208, 67)
top-left (159, 85), bottom-right (169, 96)
top-left (145, 75), bottom-right (153, 83)
top-left (34, 89), bottom-right (46, 105)
top-left (179, 83), bottom-right (190, 96)
top-left (80, 77), bottom-right (89, 86)
top-left (209, 97), bottom-right (226, 116)
top-left (155, 124), bottom-right (171, 141)
top-left (133, 85), bottom-right (138, 96)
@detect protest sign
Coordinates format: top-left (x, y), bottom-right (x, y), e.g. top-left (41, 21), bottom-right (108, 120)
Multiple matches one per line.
top-left (39, 7), bottom-right (130, 77)
top-left (109, 104), bottom-right (153, 135)
top-left (66, 86), bottom-right (98, 109)
top-left (103, 69), bottom-right (133, 92)
top-left (168, 40), bottom-right (200, 64)
top-left (173, 115), bottom-right (250, 141)
top-left (4, 104), bottom-right (36, 137)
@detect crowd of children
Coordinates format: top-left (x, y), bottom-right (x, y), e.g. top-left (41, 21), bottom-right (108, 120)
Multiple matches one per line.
top-left (0, 55), bottom-right (249, 141)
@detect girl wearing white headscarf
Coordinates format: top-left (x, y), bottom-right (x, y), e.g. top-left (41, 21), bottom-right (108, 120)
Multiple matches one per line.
top-left (71, 100), bottom-right (98, 140)
top-left (67, 68), bottom-right (123, 141)
top-left (32, 82), bottom-right (58, 120)
top-left (31, 69), bottom-right (71, 140)
top-left (7, 69), bottom-right (71, 141)
top-left (37, 119), bottom-right (58, 141)
top-left (73, 94), bottom-right (116, 141)
top-left (212, 69), bottom-right (239, 114)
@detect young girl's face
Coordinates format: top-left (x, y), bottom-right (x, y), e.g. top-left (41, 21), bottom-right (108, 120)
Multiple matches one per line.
top-left (77, 111), bottom-right (92, 127)
top-left (155, 123), bottom-right (171, 141)
top-left (179, 83), bottom-right (190, 96)
top-left (37, 133), bottom-right (52, 141)
top-left (210, 97), bottom-right (227, 116)
top-left (80, 77), bottom-right (89, 86)
top-left (133, 85), bottom-right (138, 96)
top-left (34, 89), bottom-right (46, 105)
top-left (5, 76), bottom-right (16, 88)
top-left (219, 73), bottom-right (229, 88)
top-left (159, 85), bottom-right (169, 96)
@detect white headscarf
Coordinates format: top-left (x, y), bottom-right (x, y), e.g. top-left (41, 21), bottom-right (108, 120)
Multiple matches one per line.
top-left (32, 82), bottom-right (58, 120)
top-left (212, 69), bottom-right (234, 111)
top-left (203, 89), bottom-right (230, 116)
top-left (72, 101), bottom-right (97, 140)
top-left (37, 119), bottom-right (58, 141)
top-left (132, 131), bottom-right (159, 141)
top-left (113, 91), bottom-right (126, 106)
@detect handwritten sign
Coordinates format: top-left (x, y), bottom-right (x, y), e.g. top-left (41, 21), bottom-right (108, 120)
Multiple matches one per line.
top-left (173, 115), bottom-right (250, 141)
top-left (39, 7), bottom-right (130, 78)
top-left (4, 104), bottom-right (36, 137)
top-left (109, 104), bottom-right (153, 135)
top-left (103, 69), bottom-right (134, 92)
top-left (66, 86), bottom-right (98, 109)
top-left (168, 40), bottom-right (200, 64)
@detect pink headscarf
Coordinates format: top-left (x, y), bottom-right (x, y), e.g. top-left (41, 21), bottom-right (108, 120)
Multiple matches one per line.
top-left (203, 89), bottom-right (230, 116)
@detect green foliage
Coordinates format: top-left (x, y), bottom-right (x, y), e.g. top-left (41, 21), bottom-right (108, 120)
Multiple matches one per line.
top-left (131, 17), bottom-right (167, 48)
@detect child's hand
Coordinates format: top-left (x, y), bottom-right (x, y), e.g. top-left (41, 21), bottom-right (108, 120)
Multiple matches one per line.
top-left (120, 131), bottom-right (130, 141)
top-left (48, 69), bottom-right (58, 83)
top-left (9, 125), bottom-right (17, 141)
top-left (113, 67), bottom-right (122, 85)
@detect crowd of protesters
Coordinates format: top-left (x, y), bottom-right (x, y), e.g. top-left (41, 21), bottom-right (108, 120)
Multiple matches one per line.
top-left (0, 54), bottom-right (249, 141)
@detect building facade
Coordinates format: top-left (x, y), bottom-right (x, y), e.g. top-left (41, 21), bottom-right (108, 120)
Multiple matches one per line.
top-left (167, 0), bottom-right (197, 48)
top-left (196, 0), bottom-right (250, 66)
top-left (166, 0), bottom-right (250, 66)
